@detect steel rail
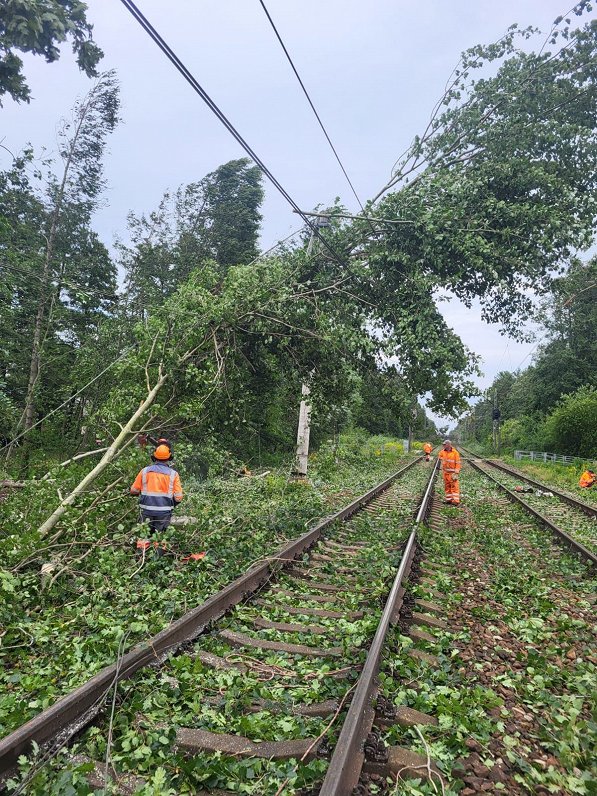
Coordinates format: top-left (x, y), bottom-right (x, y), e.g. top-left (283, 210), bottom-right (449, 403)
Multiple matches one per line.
top-left (466, 458), bottom-right (597, 568)
top-left (0, 456), bottom-right (425, 777)
top-left (319, 459), bottom-right (440, 795)
top-left (479, 457), bottom-right (597, 519)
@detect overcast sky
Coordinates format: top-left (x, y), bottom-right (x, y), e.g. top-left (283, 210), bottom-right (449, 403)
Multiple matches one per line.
top-left (2, 0), bottom-right (584, 423)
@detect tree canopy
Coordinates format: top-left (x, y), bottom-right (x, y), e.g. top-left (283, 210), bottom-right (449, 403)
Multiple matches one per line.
top-left (0, 0), bottom-right (103, 104)
top-left (1, 6), bottom-right (596, 486)
top-left (361, 8), bottom-right (596, 337)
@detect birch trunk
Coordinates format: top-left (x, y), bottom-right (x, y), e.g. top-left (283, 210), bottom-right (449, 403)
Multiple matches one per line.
top-left (38, 373), bottom-right (168, 537)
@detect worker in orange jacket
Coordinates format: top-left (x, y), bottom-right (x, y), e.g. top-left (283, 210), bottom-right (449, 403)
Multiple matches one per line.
top-left (438, 439), bottom-right (461, 505)
top-left (579, 469), bottom-right (596, 489)
top-left (130, 444), bottom-right (183, 551)
top-left (423, 442), bottom-right (433, 462)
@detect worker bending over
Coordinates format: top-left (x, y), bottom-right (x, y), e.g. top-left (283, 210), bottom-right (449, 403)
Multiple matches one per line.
top-left (438, 439), bottom-right (461, 505)
top-left (423, 442), bottom-right (433, 462)
top-left (579, 469), bottom-right (596, 489)
top-left (130, 444), bottom-right (183, 552)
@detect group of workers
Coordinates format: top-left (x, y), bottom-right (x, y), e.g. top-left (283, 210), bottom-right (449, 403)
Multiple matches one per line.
top-left (128, 433), bottom-right (592, 556)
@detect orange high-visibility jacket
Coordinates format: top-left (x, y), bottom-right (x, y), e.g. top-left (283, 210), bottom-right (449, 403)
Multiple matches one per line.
top-left (423, 443), bottom-right (433, 454)
top-left (438, 448), bottom-right (461, 474)
top-left (130, 463), bottom-right (183, 513)
top-left (579, 470), bottom-right (596, 488)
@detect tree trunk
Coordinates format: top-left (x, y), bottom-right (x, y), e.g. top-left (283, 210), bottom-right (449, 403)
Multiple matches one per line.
top-left (38, 372), bottom-right (168, 537)
top-left (21, 93), bottom-right (93, 441)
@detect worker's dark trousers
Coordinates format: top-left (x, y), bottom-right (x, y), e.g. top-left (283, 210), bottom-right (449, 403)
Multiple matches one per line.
top-left (140, 511), bottom-right (172, 535)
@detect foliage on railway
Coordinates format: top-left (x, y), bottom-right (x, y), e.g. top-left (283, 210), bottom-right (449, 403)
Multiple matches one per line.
top-left (3, 458), bottom-right (433, 794)
top-left (379, 468), bottom-right (595, 795)
top-left (0, 434), bottom-right (405, 741)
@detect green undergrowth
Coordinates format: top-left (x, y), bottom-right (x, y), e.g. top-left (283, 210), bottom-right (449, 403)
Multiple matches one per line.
top-left (380, 467), bottom-right (596, 795)
top-left (0, 434), bottom-right (411, 740)
top-left (4, 461), bottom-right (434, 794)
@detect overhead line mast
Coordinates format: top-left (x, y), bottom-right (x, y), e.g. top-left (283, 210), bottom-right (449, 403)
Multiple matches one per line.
top-left (118, 0), bottom-right (346, 267)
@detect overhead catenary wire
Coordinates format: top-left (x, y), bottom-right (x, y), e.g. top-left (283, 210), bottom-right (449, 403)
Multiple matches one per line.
top-left (118, 0), bottom-right (347, 267)
top-left (257, 0), bottom-right (366, 213)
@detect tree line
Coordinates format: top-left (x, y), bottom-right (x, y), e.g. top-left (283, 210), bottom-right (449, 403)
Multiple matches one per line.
top-left (1, 2), bottom-right (596, 489)
top-left (455, 258), bottom-right (597, 457)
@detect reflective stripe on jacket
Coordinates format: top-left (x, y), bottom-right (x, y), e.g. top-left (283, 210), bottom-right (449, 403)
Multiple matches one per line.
top-left (438, 449), bottom-right (461, 473)
top-left (130, 463), bottom-right (183, 513)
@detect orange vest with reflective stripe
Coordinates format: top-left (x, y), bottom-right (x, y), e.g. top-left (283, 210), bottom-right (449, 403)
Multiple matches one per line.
top-left (423, 443), bottom-right (432, 454)
top-left (438, 448), bottom-right (461, 473)
top-left (579, 471), bottom-right (595, 488)
top-left (130, 463), bottom-right (183, 513)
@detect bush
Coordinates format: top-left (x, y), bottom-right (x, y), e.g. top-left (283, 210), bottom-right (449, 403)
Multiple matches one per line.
top-left (362, 435), bottom-right (404, 459)
top-left (544, 385), bottom-right (597, 457)
top-left (500, 415), bottom-right (550, 452)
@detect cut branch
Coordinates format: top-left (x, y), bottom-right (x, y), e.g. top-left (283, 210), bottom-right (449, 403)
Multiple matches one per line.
top-left (37, 371), bottom-right (168, 538)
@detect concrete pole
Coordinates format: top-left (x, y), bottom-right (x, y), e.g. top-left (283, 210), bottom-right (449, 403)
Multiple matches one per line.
top-left (295, 382), bottom-right (311, 477)
top-left (293, 218), bottom-right (328, 477)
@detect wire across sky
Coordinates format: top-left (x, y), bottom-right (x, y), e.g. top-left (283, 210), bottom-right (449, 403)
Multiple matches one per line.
top-left (118, 0), bottom-right (348, 266)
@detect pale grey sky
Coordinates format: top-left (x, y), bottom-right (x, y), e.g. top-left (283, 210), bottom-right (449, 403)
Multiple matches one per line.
top-left (1, 0), bottom-right (583, 421)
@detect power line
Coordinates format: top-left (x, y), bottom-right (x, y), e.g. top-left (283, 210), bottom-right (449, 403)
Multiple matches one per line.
top-left (514, 340), bottom-right (541, 372)
top-left (257, 0), bottom-right (365, 212)
top-left (118, 0), bottom-right (346, 267)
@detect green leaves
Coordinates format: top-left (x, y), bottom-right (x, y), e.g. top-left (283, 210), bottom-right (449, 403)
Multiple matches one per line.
top-left (0, 1), bottom-right (103, 104)
top-left (365, 10), bottom-right (597, 362)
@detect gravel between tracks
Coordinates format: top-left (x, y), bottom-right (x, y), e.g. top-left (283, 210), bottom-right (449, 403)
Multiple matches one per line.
top-left (374, 463), bottom-right (595, 795)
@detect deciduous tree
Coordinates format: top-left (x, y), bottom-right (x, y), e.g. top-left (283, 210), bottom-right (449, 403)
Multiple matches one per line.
top-left (0, 0), bottom-right (103, 104)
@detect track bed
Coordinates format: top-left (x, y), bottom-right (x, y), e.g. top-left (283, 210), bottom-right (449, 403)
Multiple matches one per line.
top-left (3, 460), bottom-right (439, 795)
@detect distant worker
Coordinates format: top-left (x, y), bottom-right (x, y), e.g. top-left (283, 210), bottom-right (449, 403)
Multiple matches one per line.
top-left (423, 442), bottom-right (433, 462)
top-left (130, 444), bottom-right (183, 553)
top-left (438, 439), bottom-right (461, 505)
top-left (579, 469), bottom-right (596, 489)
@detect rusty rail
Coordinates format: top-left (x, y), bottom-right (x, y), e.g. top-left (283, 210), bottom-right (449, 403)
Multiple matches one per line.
top-left (480, 458), bottom-right (597, 519)
top-left (319, 459), bottom-right (440, 795)
top-left (465, 457), bottom-right (596, 568)
top-left (0, 456), bottom-right (425, 777)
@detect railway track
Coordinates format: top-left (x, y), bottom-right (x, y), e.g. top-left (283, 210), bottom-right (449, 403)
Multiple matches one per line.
top-left (1, 456), bottom-right (442, 795)
top-left (458, 447), bottom-right (597, 567)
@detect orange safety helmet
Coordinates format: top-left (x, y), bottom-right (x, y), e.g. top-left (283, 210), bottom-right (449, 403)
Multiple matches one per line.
top-left (153, 444), bottom-right (172, 461)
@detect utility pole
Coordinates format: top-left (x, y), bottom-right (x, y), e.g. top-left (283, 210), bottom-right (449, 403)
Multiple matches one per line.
top-left (294, 216), bottom-right (329, 477)
top-left (295, 382), bottom-right (311, 477)
top-left (492, 391), bottom-right (501, 455)
top-left (407, 401), bottom-right (417, 453)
